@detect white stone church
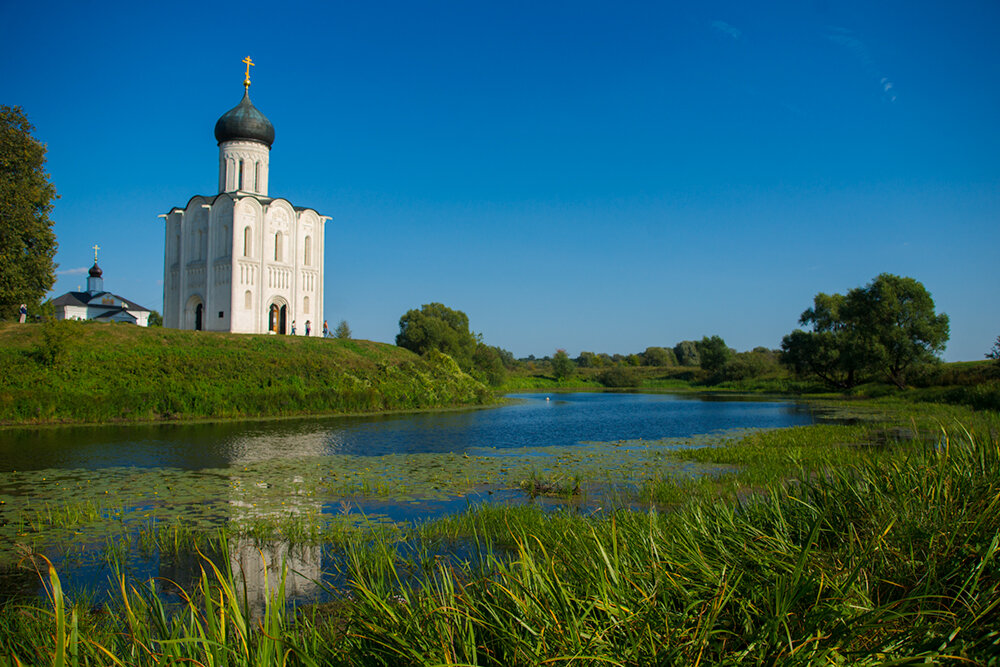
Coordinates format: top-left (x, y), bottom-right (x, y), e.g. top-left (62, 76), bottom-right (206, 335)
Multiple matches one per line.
top-left (161, 61), bottom-right (328, 335)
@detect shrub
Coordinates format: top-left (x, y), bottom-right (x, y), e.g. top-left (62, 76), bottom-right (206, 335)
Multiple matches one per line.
top-left (599, 366), bottom-right (638, 387)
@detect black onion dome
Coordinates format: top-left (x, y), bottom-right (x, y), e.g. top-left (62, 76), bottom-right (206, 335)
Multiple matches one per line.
top-left (214, 90), bottom-right (275, 147)
top-left (88, 263), bottom-right (102, 278)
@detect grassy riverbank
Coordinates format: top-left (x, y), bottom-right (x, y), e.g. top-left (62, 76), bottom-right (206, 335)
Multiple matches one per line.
top-left (2, 403), bottom-right (999, 664)
top-left (0, 321), bottom-right (492, 425)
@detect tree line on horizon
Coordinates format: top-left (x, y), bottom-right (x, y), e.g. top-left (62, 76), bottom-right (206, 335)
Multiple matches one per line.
top-left (392, 272), bottom-right (989, 392)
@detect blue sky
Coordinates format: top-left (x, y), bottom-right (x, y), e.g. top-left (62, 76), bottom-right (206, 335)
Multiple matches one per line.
top-left (2, 0), bottom-right (997, 360)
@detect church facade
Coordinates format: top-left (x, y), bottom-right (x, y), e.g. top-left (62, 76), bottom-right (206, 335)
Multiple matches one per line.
top-left (161, 60), bottom-right (328, 335)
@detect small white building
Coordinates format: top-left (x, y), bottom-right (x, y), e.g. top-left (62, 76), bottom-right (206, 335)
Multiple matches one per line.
top-left (52, 261), bottom-right (152, 326)
top-left (160, 61), bottom-right (329, 335)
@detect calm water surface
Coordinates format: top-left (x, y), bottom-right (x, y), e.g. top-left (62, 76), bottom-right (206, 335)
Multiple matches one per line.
top-left (0, 392), bottom-right (816, 472)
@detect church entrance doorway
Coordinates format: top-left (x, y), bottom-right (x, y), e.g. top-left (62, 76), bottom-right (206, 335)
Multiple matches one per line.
top-left (268, 303), bottom-right (287, 334)
top-left (185, 295), bottom-right (204, 331)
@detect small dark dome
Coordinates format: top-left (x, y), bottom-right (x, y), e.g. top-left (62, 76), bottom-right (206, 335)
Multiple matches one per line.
top-left (88, 263), bottom-right (102, 278)
top-left (214, 91), bottom-right (275, 148)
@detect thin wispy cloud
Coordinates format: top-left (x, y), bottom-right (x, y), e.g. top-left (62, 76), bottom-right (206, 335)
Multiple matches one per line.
top-left (711, 20), bottom-right (742, 40)
top-left (827, 26), bottom-right (897, 102)
top-left (58, 267), bottom-right (89, 276)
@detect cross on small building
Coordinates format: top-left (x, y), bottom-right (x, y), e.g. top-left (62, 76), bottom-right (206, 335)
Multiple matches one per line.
top-left (92, 244), bottom-right (101, 263)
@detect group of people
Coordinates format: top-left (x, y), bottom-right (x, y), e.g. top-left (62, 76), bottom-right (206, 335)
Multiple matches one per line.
top-left (288, 319), bottom-right (335, 337)
top-left (289, 320), bottom-right (313, 336)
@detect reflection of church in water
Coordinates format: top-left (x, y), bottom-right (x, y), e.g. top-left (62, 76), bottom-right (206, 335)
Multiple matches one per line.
top-left (161, 58), bottom-right (328, 335)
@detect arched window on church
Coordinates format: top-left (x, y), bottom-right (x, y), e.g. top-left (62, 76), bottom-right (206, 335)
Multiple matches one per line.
top-left (238, 159), bottom-right (244, 190)
top-left (255, 161), bottom-right (261, 192)
top-left (303, 296), bottom-right (310, 313)
top-left (245, 290), bottom-right (252, 310)
top-left (274, 232), bottom-right (283, 262)
top-left (303, 236), bottom-right (312, 266)
top-left (243, 226), bottom-right (253, 257)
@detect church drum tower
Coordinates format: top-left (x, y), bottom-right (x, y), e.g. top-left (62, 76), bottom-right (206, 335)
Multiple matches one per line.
top-left (161, 58), bottom-right (328, 335)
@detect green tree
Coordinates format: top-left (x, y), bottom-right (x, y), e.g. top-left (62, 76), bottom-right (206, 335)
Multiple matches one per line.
top-left (335, 319), bottom-right (352, 339)
top-left (471, 342), bottom-right (507, 386)
top-left (642, 346), bottom-right (676, 367)
top-left (396, 303), bottom-right (477, 368)
top-left (495, 346), bottom-right (517, 370)
top-left (988, 336), bottom-right (1000, 363)
top-left (673, 340), bottom-right (700, 367)
top-left (1, 106), bottom-right (58, 318)
top-left (722, 348), bottom-right (781, 382)
top-left (782, 274), bottom-right (949, 389)
top-left (696, 335), bottom-right (731, 373)
top-left (781, 292), bottom-right (864, 389)
top-left (147, 310), bottom-right (163, 327)
top-left (551, 349), bottom-right (574, 381)
top-left (848, 273), bottom-right (949, 388)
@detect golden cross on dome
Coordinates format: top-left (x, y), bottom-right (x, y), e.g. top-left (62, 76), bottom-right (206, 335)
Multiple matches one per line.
top-left (92, 244), bottom-right (100, 263)
top-left (242, 56), bottom-right (255, 90)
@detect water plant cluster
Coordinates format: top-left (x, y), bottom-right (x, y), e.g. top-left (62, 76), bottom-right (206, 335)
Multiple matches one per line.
top-left (2, 405), bottom-right (998, 664)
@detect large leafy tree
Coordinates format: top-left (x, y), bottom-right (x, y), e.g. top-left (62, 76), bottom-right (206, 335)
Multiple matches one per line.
top-left (0, 106), bottom-right (58, 317)
top-left (396, 303), bottom-right (477, 368)
top-left (696, 335), bottom-right (731, 373)
top-left (849, 274), bottom-right (949, 388)
top-left (781, 274), bottom-right (949, 389)
top-left (781, 292), bottom-right (867, 389)
top-left (673, 340), bottom-right (701, 367)
top-left (642, 346), bottom-right (677, 367)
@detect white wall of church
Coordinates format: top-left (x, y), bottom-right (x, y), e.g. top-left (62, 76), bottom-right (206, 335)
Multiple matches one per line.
top-left (165, 193), bottom-right (325, 336)
top-left (231, 197), bottom-right (263, 334)
top-left (219, 140), bottom-right (270, 196)
top-left (163, 211), bottom-right (182, 328)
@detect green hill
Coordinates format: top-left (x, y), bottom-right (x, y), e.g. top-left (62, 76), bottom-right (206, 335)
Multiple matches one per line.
top-left (0, 321), bottom-right (493, 425)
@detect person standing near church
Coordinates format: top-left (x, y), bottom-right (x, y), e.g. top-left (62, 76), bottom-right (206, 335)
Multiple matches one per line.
top-left (19, 304), bottom-right (27, 323)
top-left (291, 320), bottom-right (296, 335)
top-left (305, 320), bottom-right (311, 336)
top-left (323, 320), bottom-right (329, 337)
